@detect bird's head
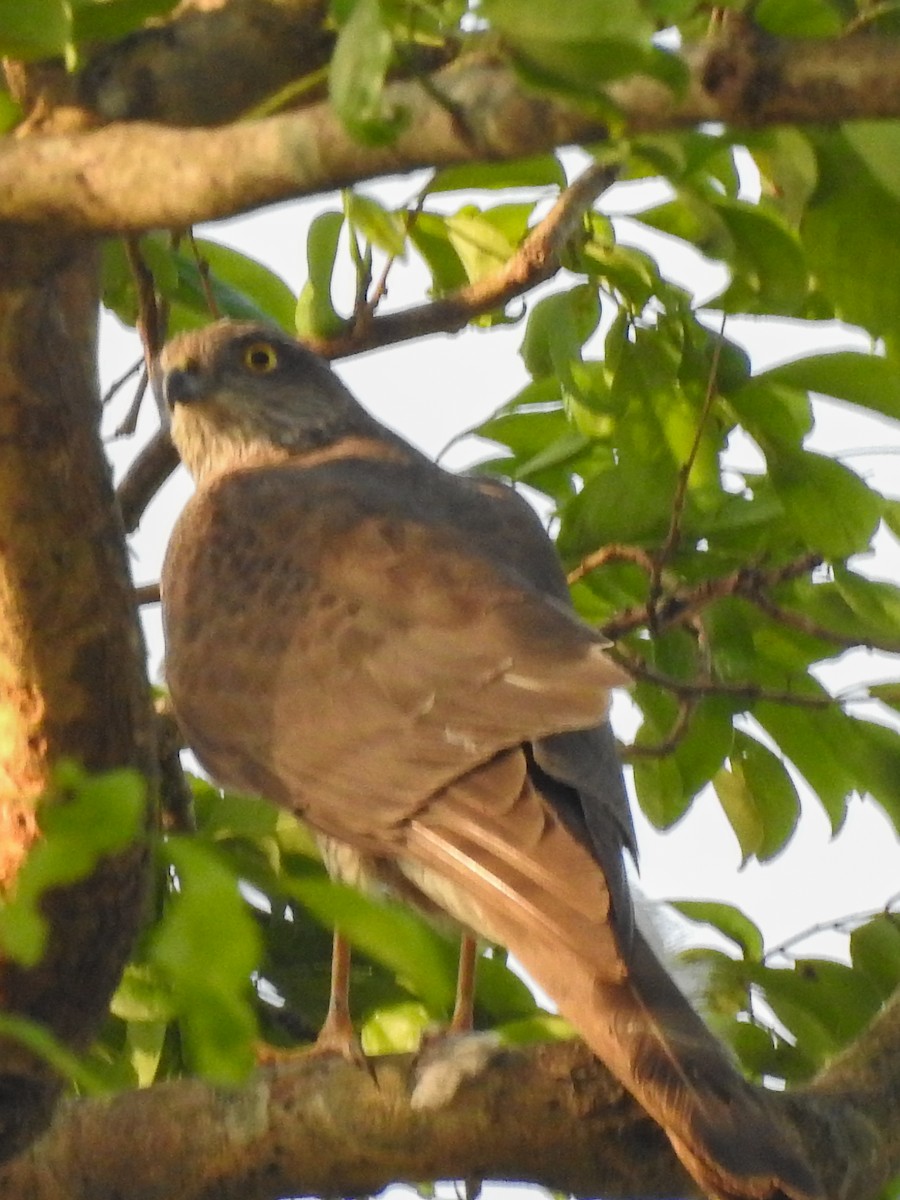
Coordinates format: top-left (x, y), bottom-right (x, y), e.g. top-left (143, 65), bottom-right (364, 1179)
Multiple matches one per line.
top-left (159, 319), bottom-right (373, 482)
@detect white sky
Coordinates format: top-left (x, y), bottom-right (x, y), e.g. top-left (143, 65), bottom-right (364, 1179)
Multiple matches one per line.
top-left (99, 170), bottom-right (900, 975)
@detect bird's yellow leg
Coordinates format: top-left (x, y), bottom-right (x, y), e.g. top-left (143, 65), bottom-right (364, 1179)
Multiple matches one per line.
top-left (448, 934), bottom-right (478, 1034)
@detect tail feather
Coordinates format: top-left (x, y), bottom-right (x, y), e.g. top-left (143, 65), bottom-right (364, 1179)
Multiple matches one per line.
top-left (403, 750), bottom-right (821, 1200)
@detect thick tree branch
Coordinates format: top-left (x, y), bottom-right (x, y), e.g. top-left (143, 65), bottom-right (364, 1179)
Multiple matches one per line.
top-left (3, 998), bottom-right (900, 1200)
top-left (5, 34), bottom-right (900, 235)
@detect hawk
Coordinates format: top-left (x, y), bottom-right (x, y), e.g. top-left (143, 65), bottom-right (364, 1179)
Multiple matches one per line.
top-left (159, 320), bottom-right (818, 1200)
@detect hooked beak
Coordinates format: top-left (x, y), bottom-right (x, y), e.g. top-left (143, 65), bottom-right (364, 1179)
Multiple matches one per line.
top-left (163, 363), bottom-right (206, 409)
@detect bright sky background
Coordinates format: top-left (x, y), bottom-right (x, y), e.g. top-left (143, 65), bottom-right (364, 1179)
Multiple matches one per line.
top-left (98, 167), bottom-right (900, 983)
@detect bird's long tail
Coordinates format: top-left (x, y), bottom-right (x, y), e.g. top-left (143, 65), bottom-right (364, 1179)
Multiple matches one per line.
top-left (403, 750), bottom-right (820, 1200)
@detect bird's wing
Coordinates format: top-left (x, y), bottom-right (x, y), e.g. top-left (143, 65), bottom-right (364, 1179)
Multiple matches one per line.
top-left (162, 453), bottom-right (628, 842)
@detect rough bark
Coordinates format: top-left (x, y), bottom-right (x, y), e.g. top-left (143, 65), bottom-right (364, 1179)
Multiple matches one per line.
top-left (0, 232), bottom-right (156, 1160)
top-left (2, 991), bottom-right (900, 1200)
top-left (3, 33), bottom-right (900, 235)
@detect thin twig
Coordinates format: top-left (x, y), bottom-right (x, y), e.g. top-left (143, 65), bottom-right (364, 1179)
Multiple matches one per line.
top-left (750, 592), bottom-right (900, 655)
top-left (155, 696), bottom-right (195, 834)
top-left (187, 228), bottom-right (221, 318)
top-left (306, 160), bottom-right (619, 359)
top-left (567, 543), bottom-right (656, 585)
top-left (116, 429), bottom-right (180, 534)
top-left (648, 311), bottom-right (727, 613)
top-left (609, 649), bottom-right (835, 709)
top-left (621, 698), bottom-right (697, 760)
top-left (101, 357), bottom-right (142, 407)
top-left (599, 554), bottom-right (822, 641)
top-left (766, 893), bottom-right (900, 962)
top-left (135, 582), bottom-right (161, 606)
top-left (113, 369), bottom-right (149, 438)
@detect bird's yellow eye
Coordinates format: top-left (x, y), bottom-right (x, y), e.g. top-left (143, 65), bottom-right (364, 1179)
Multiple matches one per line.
top-left (242, 342), bottom-right (279, 373)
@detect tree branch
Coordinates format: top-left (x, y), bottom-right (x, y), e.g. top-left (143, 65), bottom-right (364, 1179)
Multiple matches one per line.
top-left (6, 33), bottom-right (900, 235)
top-left (0, 237), bottom-right (156, 1161)
top-left (595, 554), bottom-right (822, 640)
top-left (304, 158), bottom-right (619, 357)
top-left (3, 1008), bottom-right (900, 1200)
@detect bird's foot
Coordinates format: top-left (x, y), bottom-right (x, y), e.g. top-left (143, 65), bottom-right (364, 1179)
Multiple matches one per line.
top-left (410, 1030), bottom-right (501, 1110)
top-left (255, 1011), bottom-right (371, 1073)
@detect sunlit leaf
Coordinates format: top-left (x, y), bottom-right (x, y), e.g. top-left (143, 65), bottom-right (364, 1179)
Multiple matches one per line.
top-left (670, 900), bottom-right (764, 960)
top-left (850, 914), bottom-right (900, 1000)
top-left (754, 0), bottom-right (842, 37)
top-left (296, 211), bottom-right (346, 338)
top-left (72, 0), bottom-right (179, 44)
top-left (0, 765), bottom-right (145, 965)
top-left (345, 192), bottom-right (407, 257)
top-left (761, 352), bottom-right (900, 423)
top-left (768, 450), bottom-right (882, 558)
top-left (151, 838), bottom-right (261, 1083)
top-left (329, 0), bottom-right (406, 144)
top-left (430, 156), bottom-right (566, 193)
top-left (0, 0), bottom-right (70, 58)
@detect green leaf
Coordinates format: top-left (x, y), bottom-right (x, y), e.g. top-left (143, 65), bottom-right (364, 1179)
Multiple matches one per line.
top-left (750, 959), bottom-right (882, 1049)
top-left (732, 732), bottom-right (801, 861)
top-left (361, 1000), bottom-right (431, 1054)
top-left (670, 900), bottom-right (764, 960)
top-left (711, 201), bottom-right (810, 316)
top-left (727, 1019), bottom-right (783, 1082)
top-left (768, 450), bottom-right (882, 558)
top-left (630, 688), bottom-right (690, 828)
top-left (151, 838), bottom-right (261, 1083)
top-left (713, 763), bottom-right (765, 865)
top-left (408, 211), bottom-right (468, 295)
top-left (444, 206), bottom-right (525, 285)
top-left (329, 0), bottom-right (405, 145)
top-left (286, 875), bottom-right (457, 1015)
top-left (747, 128), bottom-right (818, 227)
top-left (842, 121), bottom-right (900, 206)
top-left (831, 567), bottom-right (900, 646)
top-left (755, 703), bottom-right (856, 831)
top-left (430, 156), bottom-right (566, 193)
top-left (474, 952), bottom-right (540, 1022)
top-left (124, 1018), bottom-right (168, 1088)
top-left (345, 191), bottom-right (407, 256)
top-left (726, 379), bottom-right (813, 450)
top-left (192, 782), bottom-right (282, 844)
top-left (482, 0), bottom-right (651, 42)
top-left (111, 964), bottom-right (176, 1023)
top-left (850, 914), bottom-right (900, 1001)
top-left (0, 0), bottom-right (70, 58)
top-left (761, 352), bottom-right (900, 424)
top-left (482, 0), bottom-right (660, 91)
top-left (0, 765), bottom-right (145, 965)
top-left (296, 211), bottom-right (346, 338)
top-left (558, 461), bottom-right (674, 556)
top-left (0, 1013), bottom-right (107, 1094)
top-left (192, 240), bottom-right (296, 331)
top-left (672, 699), bottom-right (736, 797)
top-left (519, 286), bottom-right (600, 381)
top-left (802, 131), bottom-right (900, 342)
top-left (754, 0), bottom-right (842, 36)
top-left (840, 718), bottom-right (900, 834)
top-left (72, 0), bottom-right (179, 44)
top-left (497, 1013), bottom-right (574, 1045)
